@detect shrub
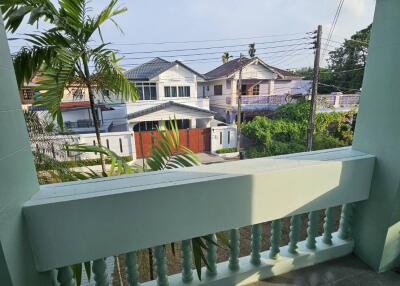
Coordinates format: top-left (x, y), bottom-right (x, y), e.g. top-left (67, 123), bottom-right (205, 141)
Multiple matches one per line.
top-left (216, 147), bottom-right (237, 154)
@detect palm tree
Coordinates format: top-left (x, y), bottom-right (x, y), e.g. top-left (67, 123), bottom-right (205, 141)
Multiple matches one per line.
top-left (248, 43), bottom-right (256, 58)
top-left (1, 0), bottom-right (138, 175)
top-left (222, 52), bottom-right (230, 64)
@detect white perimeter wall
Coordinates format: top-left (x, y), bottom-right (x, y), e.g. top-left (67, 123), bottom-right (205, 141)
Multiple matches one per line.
top-left (211, 125), bottom-right (237, 152)
top-left (39, 131), bottom-right (136, 161)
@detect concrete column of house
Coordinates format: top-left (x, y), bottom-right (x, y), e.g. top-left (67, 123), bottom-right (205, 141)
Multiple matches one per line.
top-left (334, 95), bottom-right (341, 107)
top-left (269, 80), bottom-right (275, 95)
top-left (189, 119), bottom-right (196, 128)
top-left (351, 0), bottom-right (400, 272)
top-left (0, 15), bottom-right (53, 285)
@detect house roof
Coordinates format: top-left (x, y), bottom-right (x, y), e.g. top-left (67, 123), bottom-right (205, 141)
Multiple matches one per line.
top-left (124, 58), bottom-right (205, 81)
top-left (127, 101), bottom-right (215, 120)
top-left (204, 57), bottom-right (300, 80)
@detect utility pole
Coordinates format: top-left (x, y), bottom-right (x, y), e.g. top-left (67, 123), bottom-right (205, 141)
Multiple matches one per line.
top-left (307, 25), bottom-right (322, 151)
top-left (236, 53), bottom-right (243, 153)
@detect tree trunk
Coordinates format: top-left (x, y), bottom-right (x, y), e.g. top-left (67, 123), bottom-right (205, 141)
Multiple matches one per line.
top-left (87, 87), bottom-right (107, 176)
top-left (82, 57), bottom-right (107, 176)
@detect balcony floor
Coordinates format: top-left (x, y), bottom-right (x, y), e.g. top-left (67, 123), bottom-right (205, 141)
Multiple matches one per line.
top-left (250, 254), bottom-right (400, 286)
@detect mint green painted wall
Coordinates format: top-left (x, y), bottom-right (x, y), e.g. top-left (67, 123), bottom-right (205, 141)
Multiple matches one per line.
top-left (352, 0), bottom-right (400, 272)
top-left (0, 15), bottom-right (52, 285)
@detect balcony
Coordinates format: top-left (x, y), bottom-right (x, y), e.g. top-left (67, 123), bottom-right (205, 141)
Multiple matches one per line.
top-left (2, 1), bottom-right (400, 286)
top-left (63, 120), bottom-right (113, 134)
top-left (23, 147), bottom-right (375, 286)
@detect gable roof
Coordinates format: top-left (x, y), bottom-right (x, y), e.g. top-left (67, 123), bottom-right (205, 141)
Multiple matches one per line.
top-left (204, 57), bottom-right (300, 80)
top-left (124, 58), bottom-right (205, 81)
top-left (127, 101), bottom-right (215, 120)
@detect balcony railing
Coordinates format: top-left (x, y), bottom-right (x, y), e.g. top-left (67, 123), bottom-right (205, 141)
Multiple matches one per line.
top-left (234, 95), bottom-right (360, 108)
top-left (23, 147), bottom-right (374, 286)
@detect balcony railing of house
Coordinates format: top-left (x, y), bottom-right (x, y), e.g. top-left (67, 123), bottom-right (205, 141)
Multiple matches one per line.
top-left (237, 94), bottom-right (360, 107)
top-left (23, 147), bottom-right (375, 286)
top-left (237, 95), bottom-right (290, 105)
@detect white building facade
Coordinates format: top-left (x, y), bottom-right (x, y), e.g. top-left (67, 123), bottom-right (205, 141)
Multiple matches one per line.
top-left (202, 57), bottom-right (312, 123)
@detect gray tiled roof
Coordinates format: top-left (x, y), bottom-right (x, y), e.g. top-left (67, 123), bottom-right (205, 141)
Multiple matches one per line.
top-left (204, 57), bottom-right (300, 80)
top-left (204, 57), bottom-right (253, 80)
top-left (124, 58), bottom-right (205, 81)
top-left (124, 58), bottom-right (174, 80)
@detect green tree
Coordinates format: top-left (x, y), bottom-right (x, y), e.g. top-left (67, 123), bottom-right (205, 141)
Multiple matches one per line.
top-left (295, 24), bottom-right (371, 94)
top-left (1, 0), bottom-right (138, 175)
top-left (242, 102), bottom-right (354, 158)
top-left (327, 24), bottom-right (371, 92)
top-left (222, 52), bottom-right (230, 63)
top-left (248, 42), bottom-right (256, 58)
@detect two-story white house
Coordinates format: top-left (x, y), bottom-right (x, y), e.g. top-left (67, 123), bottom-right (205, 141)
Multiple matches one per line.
top-left (202, 57), bottom-right (312, 123)
top-left (124, 57), bottom-right (214, 132)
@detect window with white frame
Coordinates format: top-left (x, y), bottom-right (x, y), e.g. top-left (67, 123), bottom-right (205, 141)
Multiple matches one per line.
top-left (165, 86), bottom-right (190, 97)
top-left (135, 82), bottom-right (157, 100)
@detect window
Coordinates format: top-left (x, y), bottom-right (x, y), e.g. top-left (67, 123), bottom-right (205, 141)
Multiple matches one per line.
top-left (22, 88), bottom-right (34, 100)
top-left (165, 119), bottom-right (190, 129)
top-left (135, 82), bottom-right (157, 100)
top-left (241, 84), bottom-right (247, 95)
top-left (226, 80), bottom-right (232, 90)
top-left (133, 121), bottom-right (159, 131)
top-left (119, 138), bottom-right (123, 153)
top-left (164, 86), bottom-right (171, 97)
top-left (72, 88), bottom-right (84, 100)
top-left (214, 85), bottom-right (223, 96)
top-left (166, 86), bottom-right (189, 97)
top-left (228, 131), bottom-right (230, 144)
top-left (252, 84), bottom-right (260, 95)
top-left (178, 86), bottom-right (190, 97)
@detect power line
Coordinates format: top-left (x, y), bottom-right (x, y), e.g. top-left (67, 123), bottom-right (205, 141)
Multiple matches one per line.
top-left (319, 67), bottom-right (364, 74)
top-left (322, 0), bottom-right (344, 60)
top-left (117, 37), bottom-right (312, 55)
top-left (318, 82), bottom-right (361, 92)
top-left (91, 32), bottom-right (313, 46)
top-left (114, 48), bottom-right (313, 67)
top-left (121, 42), bottom-right (313, 60)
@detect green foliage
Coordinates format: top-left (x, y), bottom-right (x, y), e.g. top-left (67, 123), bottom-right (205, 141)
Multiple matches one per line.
top-left (146, 119), bottom-right (199, 171)
top-left (2, 0), bottom-right (138, 126)
top-left (242, 102), bottom-right (355, 158)
top-left (36, 156), bottom-right (133, 170)
top-left (216, 147), bottom-right (237, 154)
top-left (295, 24), bottom-right (371, 94)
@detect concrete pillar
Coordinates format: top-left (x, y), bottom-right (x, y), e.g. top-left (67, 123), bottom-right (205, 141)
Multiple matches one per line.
top-left (352, 0), bottom-right (400, 272)
top-left (0, 15), bottom-right (52, 285)
top-left (189, 119), bottom-right (196, 128)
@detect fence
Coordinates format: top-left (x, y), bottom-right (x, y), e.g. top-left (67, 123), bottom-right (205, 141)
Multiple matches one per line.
top-left (134, 128), bottom-right (211, 158)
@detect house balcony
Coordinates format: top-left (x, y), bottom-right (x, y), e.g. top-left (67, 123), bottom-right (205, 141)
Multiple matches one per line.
top-left (63, 119), bottom-right (114, 134)
top-left (228, 94), bottom-right (360, 113)
top-left (21, 147), bottom-right (377, 286)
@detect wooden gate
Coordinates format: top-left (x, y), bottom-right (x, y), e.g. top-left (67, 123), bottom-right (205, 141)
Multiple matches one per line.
top-left (134, 128), bottom-right (211, 158)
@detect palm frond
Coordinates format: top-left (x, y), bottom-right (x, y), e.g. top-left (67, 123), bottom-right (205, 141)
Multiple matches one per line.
top-left (34, 48), bottom-right (79, 128)
top-left (146, 120), bottom-right (200, 171)
top-left (92, 48), bottom-right (138, 101)
top-left (1, 0), bottom-right (58, 32)
top-left (65, 144), bottom-right (134, 176)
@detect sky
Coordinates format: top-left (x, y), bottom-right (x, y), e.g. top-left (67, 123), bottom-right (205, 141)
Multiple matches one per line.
top-left (7, 0), bottom-right (376, 74)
